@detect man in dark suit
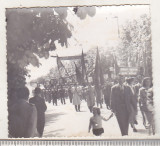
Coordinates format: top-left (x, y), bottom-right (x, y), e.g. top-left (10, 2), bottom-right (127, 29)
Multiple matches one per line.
top-left (59, 86), bottom-right (66, 105)
top-left (110, 74), bottom-right (132, 136)
top-left (29, 87), bottom-right (47, 137)
top-left (103, 82), bottom-right (111, 110)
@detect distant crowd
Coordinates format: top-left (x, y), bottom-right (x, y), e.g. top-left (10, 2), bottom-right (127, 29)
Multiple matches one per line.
top-left (8, 74), bottom-right (155, 138)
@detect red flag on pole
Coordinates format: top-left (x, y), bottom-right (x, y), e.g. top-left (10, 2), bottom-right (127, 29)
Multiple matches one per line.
top-left (94, 48), bottom-right (104, 88)
top-left (81, 50), bottom-right (88, 84)
top-left (113, 55), bottom-right (120, 75)
top-left (74, 62), bottom-right (83, 85)
top-left (57, 55), bottom-right (64, 70)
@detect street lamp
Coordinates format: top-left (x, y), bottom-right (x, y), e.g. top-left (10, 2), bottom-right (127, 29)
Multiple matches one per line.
top-left (112, 16), bottom-right (120, 38)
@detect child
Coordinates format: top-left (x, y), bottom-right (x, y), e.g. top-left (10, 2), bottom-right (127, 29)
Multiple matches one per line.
top-left (88, 107), bottom-right (113, 136)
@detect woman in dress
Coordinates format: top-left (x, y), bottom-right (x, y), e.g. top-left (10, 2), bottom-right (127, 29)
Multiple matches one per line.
top-left (72, 84), bottom-right (81, 112)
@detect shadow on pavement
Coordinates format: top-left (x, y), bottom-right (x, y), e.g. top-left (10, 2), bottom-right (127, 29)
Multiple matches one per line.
top-left (43, 112), bottom-right (66, 137)
top-left (45, 112), bottom-right (66, 126)
top-left (43, 128), bottom-right (64, 137)
top-left (137, 129), bottom-right (148, 134)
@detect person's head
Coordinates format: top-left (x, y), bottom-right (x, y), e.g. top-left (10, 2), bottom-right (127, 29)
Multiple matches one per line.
top-left (34, 87), bottom-right (41, 96)
top-left (17, 87), bottom-right (30, 100)
top-left (92, 107), bottom-right (101, 116)
top-left (136, 75), bottom-right (143, 84)
top-left (117, 74), bottom-right (124, 85)
top-left (126, 77), bottom-right (134, 85)
top-left (142, 77), bottom-right (151, 88)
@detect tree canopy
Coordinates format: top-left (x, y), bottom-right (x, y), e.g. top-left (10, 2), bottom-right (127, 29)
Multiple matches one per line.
top-left (117, 14), bottom-right (152, 76)
top-left (7, 7), bottom-right (96, 97)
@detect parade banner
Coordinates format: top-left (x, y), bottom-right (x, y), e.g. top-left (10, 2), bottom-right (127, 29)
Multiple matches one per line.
top-left (59, 55), bottom-right (84, 60)
top-left (119, 67), bottom-right (138, 76)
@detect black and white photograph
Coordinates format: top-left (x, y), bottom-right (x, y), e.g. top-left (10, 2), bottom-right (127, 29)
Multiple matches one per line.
top-left (6, 5), bottom-right (155, 138)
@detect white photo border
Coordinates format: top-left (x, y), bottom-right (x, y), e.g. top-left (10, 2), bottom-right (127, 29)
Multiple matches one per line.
top-left (1, 0), bottom-right (160, 139)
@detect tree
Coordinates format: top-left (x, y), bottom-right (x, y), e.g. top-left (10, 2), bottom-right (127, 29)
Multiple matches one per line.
top-left (32, 45), bottom-right (119, 87)
top-left (7, 8), bottom-right (72, 67)
top-left (117, 14), bottom-right (152, 77)
top-left (7, 7), bottom-right (96, 99)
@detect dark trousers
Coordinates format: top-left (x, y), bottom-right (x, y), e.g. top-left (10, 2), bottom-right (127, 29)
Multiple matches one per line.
top-left (88, 106), bottom-right (93, 113)
top-left (140, 106), bottom-right (147, 127)
top-left (37, 114), bottom-right (45, 137)
top-left (69, 96), bottom-right (73, 103)
top-left (75, 105), bottom-right (80, 112)
top-left (104, 96), bottom-right (111, 109)
top-left (116, 107), bottom-right (129, 136)
top-left (61, 97), bottom-right (66, 104)
top-left (52, 98), bottom-right (57, 106)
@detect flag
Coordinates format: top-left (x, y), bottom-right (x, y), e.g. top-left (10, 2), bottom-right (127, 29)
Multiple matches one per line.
top-left (81, 50), bottom-right (88, 84)
top-left (94, 48), bottom-right (104, 88)
top-left (74, 62), bottom-right (83, 85)
top-left (113, 55), bottom-right (120, 75)
top-left (57, 56), bottom-right (64, 70)
top-left (56, 55), bottom-right (67, 79)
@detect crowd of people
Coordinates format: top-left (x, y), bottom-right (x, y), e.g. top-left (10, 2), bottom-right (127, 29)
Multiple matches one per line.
top-left (110, 75), bottom-right (154, 136)
top-left (40, 82), bottom-right (112, 113)
top-left (8, 86), bottom-right (47, 138)
top-left (8, 74), bottom-right (155, 138)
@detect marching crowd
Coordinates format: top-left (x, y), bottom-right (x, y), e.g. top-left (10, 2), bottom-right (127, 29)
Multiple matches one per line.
top-left (8, 74), bottom-right (155, 138)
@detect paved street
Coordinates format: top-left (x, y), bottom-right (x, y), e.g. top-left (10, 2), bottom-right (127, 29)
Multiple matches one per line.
top-left (43, 99), bottom-right (148, 137)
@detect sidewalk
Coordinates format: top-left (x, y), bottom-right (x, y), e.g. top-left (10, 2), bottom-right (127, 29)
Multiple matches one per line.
top-left (43, 99), bottom-right (148, 138)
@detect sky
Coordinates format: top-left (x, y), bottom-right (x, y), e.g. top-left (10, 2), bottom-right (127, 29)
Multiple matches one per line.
top-left (26, 5), bottom-right (150, 82)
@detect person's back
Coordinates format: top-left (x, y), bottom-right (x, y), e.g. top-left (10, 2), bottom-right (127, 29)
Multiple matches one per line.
top-left (8, 87), bottom-right (37, 138)
top-left (59, 88), bottom-right (65, 97)
top-left (90, 115), bottom-right (102, 129)
top-left (103, 84), bottom-right (111, 109)
top-left (9, 99), bottom-right (37, 138)
top-left (29, 96), bottom-right (47, 114)
top-left (68, 88), bottom-right (73, 98)
top-left (111, 84), bottom-right (127, 112)
top-left (87, 86), bottom-right (95, 105)
top-left (29, 87), bottom-right (47, 137)
top-left (52, 90), bottom-right (57, 99)
top-left (125, 78), bottom-right (137, 111)
top-left (110, 75), bottom-right (131, 136)
top-left (89, 107), bottom-right (110, 136)
top-left (68, 89), bottom-right (72, 96)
